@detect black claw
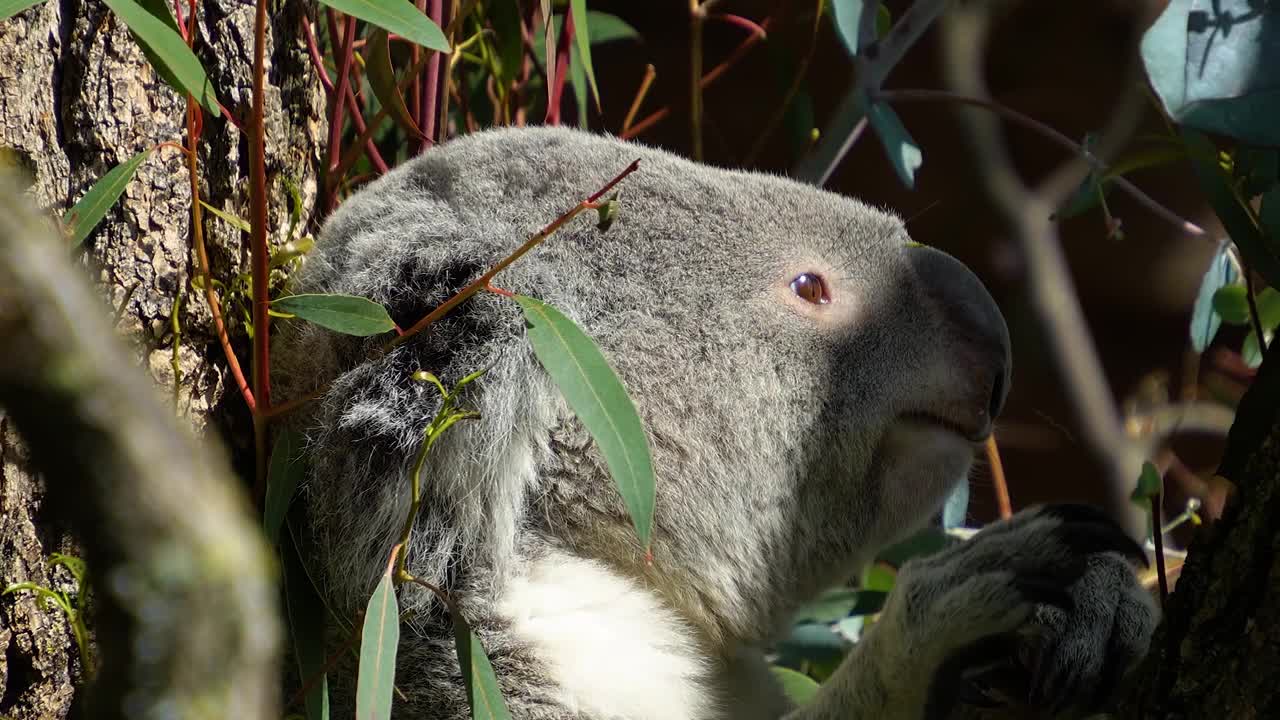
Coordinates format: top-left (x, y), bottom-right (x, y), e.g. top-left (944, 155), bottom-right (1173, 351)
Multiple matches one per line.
top-left (1050, 519), bottom-right (1149, 568)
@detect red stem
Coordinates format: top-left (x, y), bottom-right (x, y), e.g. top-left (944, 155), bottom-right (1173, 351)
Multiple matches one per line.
top-left (418, 0), bottom-right (443, 153)
top-left (324, 14), bottom-right (358, 213)
top-left (345, 83), bottom-right (390, 174)
top-left (545, 10), bottom-right (574, 125)
top-left (301, 15), bottom-right (335, 95)
top-left (621, 15), bottom-right (774, 140)
top-left (250, 0), bottom-right (272, 495)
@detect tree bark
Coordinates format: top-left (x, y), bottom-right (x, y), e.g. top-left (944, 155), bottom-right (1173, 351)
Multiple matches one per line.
top-left (1117, 338), bottom-right (1280, 717)
top-left (0, 0), bottom-right (321, 717)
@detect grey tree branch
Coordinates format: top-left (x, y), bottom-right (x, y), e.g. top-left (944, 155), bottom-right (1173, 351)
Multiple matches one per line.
top-left (938, 2), bottom-right (1159, 534)
top-left (0, 171), bottom-right (280, 719)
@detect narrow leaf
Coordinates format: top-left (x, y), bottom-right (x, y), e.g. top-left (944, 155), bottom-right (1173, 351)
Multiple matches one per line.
top-left (541, 0), bottom-right (555, 106)
top-left (264, 429), bottom-right (305, 545)
top-left (569, 41), bottom-right (589, 127)
top-left (514, 295), bottom-right (655, 548)
top-left (283, 530), bottom-right (331, 720)
top-left (1190, 242), bottom-right (1237, 351)
top-left (1243, 328), bottom-right (1265, 368)
top-left (365, 29), bottom-right (423, 138)
top-left (1131, 461), bottom-right (1162, 503)
top-left (63, 149), bottom-right (153, 247)
top-left (355, 570), bottom-right (399, 720)
top-left (867, 101), bottom-right (922, 188)
top-left (199, 200), bottom-right (251, 232)
top-left (0, 0), bottom-right (44, 20)
top-left (1182, 128), bottom-right (1280, 289)
top-left (585, 11), bottom-right (638, 44)
top-left (569, 0), bottom-right (600, 112)
top-left (771, 666), bottom-right (820, 707)
top-left (273, 294), bottom-right (396, 336)
top-left (452, 613), bottom-right (513, 720)
top-left (830, 0), bottom-right (870, 58)
top-left (317, 0), bottom-right (448, 51)
top-left (101, 0), bottom-right (220, 116)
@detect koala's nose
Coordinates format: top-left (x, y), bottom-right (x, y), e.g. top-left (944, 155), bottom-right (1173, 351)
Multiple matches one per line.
top-left (908, 246), bottom-right (1012, 430)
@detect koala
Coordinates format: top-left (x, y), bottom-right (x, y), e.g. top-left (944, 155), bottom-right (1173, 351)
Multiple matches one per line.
top-left (273, 126), bottom-right (1158, 719)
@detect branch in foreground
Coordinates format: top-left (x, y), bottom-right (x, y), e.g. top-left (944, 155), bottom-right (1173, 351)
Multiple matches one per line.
top-left (939, 4), bottom-right (1150, 534)
top-left (0, 170), bottom-right (281, 719)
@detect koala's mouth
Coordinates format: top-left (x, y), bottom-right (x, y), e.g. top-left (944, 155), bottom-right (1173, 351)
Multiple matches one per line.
top-left (898, 411), bottom-right (992, 444)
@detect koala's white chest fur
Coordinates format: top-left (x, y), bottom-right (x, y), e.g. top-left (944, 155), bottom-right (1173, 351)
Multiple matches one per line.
top-left (497, 552), bottom-right (717, 719)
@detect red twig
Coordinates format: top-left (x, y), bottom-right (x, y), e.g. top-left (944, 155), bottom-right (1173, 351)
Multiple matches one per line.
top-left (985, 435), bottom-right (1012, 520)
top-left (250, 0), bottom-right (273, 497)
top-left (621, 15), bottom-right (774, 140)
top-left (419, 0), bottom-right (444, 153)
top-left (345, 82), bottom-right (390, 174)
top-left (390, 158), bottom-right (639, 349)
top-left (706, 13), bottom-right (766, 39)
top-left (545, 10), bottom-right (574, 125)
top-left (324, 14), bottom-right (359, 214)
top-left (301, 15), bottom-right (335, 95)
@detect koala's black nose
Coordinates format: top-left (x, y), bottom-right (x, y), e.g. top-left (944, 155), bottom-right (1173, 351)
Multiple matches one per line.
top-left (908, 246), bottom-right (1012, 430)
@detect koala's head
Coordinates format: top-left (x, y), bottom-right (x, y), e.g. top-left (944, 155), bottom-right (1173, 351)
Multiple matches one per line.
top-left (275, 126), bottom-right (1010, 646)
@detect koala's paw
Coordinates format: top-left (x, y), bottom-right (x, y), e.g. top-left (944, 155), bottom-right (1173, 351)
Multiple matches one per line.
top-left (884, 504), bottom-right (1157, 718)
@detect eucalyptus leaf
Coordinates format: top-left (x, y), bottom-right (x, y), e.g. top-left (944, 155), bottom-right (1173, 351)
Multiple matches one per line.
top-left (1190, 242), bottom-right (1237, 351)
top-left (1141, 0), bottom-right (1280, 146)
top-left (1131, 461), bottom-right (1162, 503)
top-left (102, 0), bottom-right (220, 116)
top-left (264, 429), bottom-right (305, 545)
top-left (63, 149), bottom-right (153, 247)
top-left (514, 295), bottom-right (655, 548)
top-left (1212, 284), bottom-right (1252, 326)
top-left (771, 666), bottom-right (820, 707)
top-left (0, 0), bottom-right (44, 21)
top-left (317, 0), bottom-right (449, 52)
top-left (355, 571), bottom-right (399, 720)
top-left (283, 530), bottom-right (331, 720)
top-left (867, 102), bottom-right (922, 189)
top-left (568, 0), bottom-right (600, 112)
top-left (273, 294), bottom-right (396, 336)
top-left (830, 0), bottom-right (871, 57)
top-left (365, 28), bottom-right (422, 138)
top-left (452, 613), bottom-right (513, 720)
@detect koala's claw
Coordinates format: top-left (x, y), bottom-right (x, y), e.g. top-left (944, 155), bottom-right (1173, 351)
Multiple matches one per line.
top-left (883, 504), bottom-right (1159, 718)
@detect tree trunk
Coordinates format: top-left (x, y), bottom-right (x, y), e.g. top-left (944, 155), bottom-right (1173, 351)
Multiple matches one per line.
top-left (1117, 338), bottom-right (1280, 717)
top-left (0, 0), bottom-right (320, 716)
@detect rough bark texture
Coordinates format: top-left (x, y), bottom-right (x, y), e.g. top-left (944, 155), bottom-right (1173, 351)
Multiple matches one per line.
top-left (0, 0), bottom-right (321, 716)
top-left (1116, 336), bottom-right (1280, 718)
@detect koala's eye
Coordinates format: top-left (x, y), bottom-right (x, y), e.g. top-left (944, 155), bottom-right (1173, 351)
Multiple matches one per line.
top-left (789, 273), bottom-right (830, 305)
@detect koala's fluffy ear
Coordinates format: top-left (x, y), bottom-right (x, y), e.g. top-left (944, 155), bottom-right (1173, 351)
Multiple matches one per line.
top-left (270, 145), bottom-right (567, 616)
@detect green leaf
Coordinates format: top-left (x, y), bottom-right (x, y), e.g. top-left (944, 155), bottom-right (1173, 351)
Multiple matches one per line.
top-left (63, 149), bottom-right (153, 247)
top-left (317, 0), bottom-right (449, 51)
top-left (569, 38), bottom-right (589, 127)
top-left (1130, 461), bottom-right (1162, 503)
top-left (49, 553), bottom-right (86, 587)
top-left (1057, 172), bottom-right (1107, 220)
top-left (452, 613), bottom-right (512, 720)
top-left (793, 588), bottom-right (859, 624)
top-left (273, 294), bottom-right (396, 336)
top-left (264, 430), bottom-right (305, 545)
top-left (514, 295), bottom-right (655, 548)
top-left (771, 666), bottom-right (820, 707)
top-left (830, 0), bottom-right (870, 57)
top-left (875, 527), bottom-right (953, 567)
top-left (585, 11), bottom-right (638, 44)
top-left (1182, 128), bottom-right (1280, 289)
top-left (1212, 284), bottom-right (1252, 326)
top-left (282, 530), bottom-right (331, 720)
top-left (102, 0), bottom-right (219, 116)
top-left (568, 0), bottom-right (599, 112)
top-left (1243, 328), bottom-right (1266, 368)
top-left (0, 0), bottom-right (44, 21)
top-left (199, 200), bottom-right (251, 233)
top-left (1141, 0), bottom-right (1280, 146)
top-left (867, 102), bottom-right (922, 189)
top-left (777, 623), bottom-right (848, 667)
top-left (365, 29), bottom-right (422, 138)
top-left (861, 563), bottom-right (896, 593)
top-left (355, 570), bottom-right (399, 720)
top-left (875, 3), bottom-right (890, 39)
top-left (1190, 243), bottom-right (1237, 351)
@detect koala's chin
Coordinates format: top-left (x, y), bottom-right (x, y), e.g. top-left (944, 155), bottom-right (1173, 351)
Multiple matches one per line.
top-left (274, 126), bottom-right (1157, 720)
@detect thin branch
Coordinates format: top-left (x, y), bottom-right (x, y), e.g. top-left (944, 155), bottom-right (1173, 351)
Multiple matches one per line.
top-left (875, 89), bottom-right (1207, 238)
top-left (301, 15), bottom-right (335, 95)
top-left (620, 10), bottom-right (775, 141)
top-left (250, 0), bottom-right (273, 496)
top-left (418, 0), bottom-right (444, 153)
top-left (621, 64), bottom-right (657, 136)
top-left (939, 3), bottom-right (1151, 534)
top-left (985, 435), bottom-right (1012, 519)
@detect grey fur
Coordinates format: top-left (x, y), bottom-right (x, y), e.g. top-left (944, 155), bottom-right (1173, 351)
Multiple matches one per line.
top-left (273, 127), bottom-right (1156, 719)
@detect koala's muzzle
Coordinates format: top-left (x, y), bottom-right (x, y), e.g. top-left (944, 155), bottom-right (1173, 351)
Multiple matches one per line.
top-left (907, 246), bottom-right (1012, 441)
